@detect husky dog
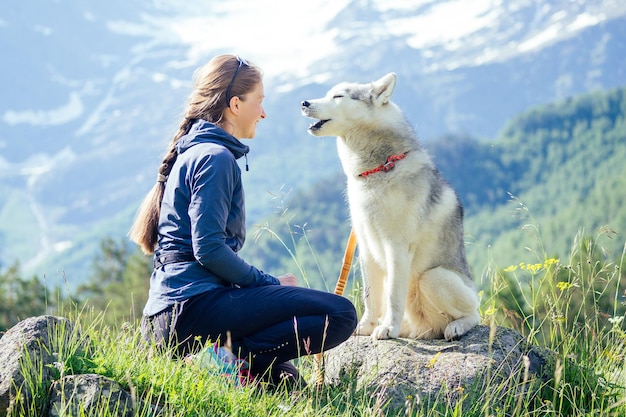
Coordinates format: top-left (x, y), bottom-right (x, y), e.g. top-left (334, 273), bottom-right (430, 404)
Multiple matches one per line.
top-left (301, 73), bottom-right (480, 340)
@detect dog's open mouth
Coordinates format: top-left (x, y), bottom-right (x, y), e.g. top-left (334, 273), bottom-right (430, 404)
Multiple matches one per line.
top-left (309, 119), bottom-right (330, 130)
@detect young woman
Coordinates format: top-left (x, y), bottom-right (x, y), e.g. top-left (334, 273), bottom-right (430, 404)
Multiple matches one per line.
top-left (129, 54), bottom-right (357, 387)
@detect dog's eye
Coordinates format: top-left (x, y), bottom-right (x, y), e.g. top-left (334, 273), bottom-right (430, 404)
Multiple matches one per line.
top-left (333, 95), bottom-right (344, 99)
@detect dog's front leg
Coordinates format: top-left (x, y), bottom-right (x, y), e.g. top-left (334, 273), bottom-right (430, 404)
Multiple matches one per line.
top-left (371, 250), bottom-right (410, 340)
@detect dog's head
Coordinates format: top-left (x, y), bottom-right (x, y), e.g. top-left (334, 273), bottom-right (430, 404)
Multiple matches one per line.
top-left (301, 72), bottom-right (397, 137)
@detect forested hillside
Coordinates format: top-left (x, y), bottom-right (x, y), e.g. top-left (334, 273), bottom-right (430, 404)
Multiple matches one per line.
top-left (240, 86), bottom-right (626, 291)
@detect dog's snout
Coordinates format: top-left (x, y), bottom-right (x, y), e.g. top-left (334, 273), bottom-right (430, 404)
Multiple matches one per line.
top-left (301, 100), bottom-right (310, 108)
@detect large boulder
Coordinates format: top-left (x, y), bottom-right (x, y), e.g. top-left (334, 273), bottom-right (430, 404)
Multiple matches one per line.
top-left (0, 316), bottom-right (76, 417)
top-left (0, 316), bottom-right (160, 417)
top-left (323, 325), bottom-right (554, 412)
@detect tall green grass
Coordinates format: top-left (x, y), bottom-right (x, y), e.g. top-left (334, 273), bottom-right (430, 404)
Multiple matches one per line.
top-left (12, 220), bottom-right (626, 416)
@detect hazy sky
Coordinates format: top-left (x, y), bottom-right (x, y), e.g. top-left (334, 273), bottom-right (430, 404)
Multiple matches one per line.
top-left (146, 0), bottom-right (619, 78)
top-left (164, 0), bottom-right (349, 78)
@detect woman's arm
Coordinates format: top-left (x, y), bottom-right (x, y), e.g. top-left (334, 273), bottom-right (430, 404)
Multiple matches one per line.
top-left (188, 150), bottom-right (279, 287)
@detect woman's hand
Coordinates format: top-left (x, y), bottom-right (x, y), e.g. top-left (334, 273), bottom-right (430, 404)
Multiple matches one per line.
top-left (277, 274), bottom-right (298, 287)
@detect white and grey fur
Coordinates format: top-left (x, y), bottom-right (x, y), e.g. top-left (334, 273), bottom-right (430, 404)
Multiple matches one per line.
top-left (301, 73), bottom-right (480, 340)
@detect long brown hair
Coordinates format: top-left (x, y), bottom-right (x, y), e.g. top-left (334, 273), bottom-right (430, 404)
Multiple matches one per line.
top-left (128, 54), bottom-right (262, 254)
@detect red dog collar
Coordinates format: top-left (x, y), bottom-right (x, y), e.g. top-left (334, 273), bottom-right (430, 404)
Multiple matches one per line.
top-left (359, 152), bottom-right (409, 178)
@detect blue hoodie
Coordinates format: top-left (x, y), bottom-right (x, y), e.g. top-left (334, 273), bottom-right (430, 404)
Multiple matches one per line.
top-left (143, 120), bottom-right (280, 317)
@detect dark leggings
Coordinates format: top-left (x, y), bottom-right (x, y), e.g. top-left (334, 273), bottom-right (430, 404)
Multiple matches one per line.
top-left (141, 285), bottom-right (357, 375)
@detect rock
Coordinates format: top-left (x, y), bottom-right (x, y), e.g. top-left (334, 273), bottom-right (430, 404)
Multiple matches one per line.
top-left (0, 316), bottom-right (75, 417)
top-left (322, 325), bottom-right (554, 412)
top-left (0, 316), bottom-right (161, 417)
top-left (48, 374), bottom-right (155, 417)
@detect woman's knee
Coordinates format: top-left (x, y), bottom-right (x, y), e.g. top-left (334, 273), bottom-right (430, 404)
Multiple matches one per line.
top-left (329, 296), bottom-right (358, 334)
top-left (335, 294), bottom-right (357, 317)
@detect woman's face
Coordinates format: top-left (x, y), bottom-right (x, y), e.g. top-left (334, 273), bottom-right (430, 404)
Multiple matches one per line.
top-left (234, 81), bottom-right (266, 139)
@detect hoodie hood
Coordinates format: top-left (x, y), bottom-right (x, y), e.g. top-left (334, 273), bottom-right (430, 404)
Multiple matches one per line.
top-left (177, 119), bottom-right (250, 160)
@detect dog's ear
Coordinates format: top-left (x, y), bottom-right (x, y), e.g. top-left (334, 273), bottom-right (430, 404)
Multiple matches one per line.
top-left (371, 72), bottom-right (396, 106)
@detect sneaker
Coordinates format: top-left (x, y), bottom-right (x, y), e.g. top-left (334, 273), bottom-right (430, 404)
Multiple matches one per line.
top-left (266, 361), bottom-right (307, 389)
top-left (189, 343), bottom-right (254, 387)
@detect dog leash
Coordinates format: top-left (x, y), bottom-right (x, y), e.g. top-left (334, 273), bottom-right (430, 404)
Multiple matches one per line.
top-left (315, 228), bottom-right (358, 387)
top-left (333, 228), bottom-right (357, 296)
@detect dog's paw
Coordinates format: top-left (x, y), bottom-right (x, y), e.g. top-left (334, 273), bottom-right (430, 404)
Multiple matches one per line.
top-left (355, 319), bottom-right (376, 336)
top-left (443, 323), bottom-right (465, 341)
top-left (444, 314), bottom-right (481, 340)
top-left (443, 320), bottom-right (471, 341)
top-left (371, 324), bottom-right (400, 340)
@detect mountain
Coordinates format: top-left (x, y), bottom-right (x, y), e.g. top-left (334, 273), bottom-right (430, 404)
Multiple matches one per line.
top-left (0, 0), bottom-right (625, 288)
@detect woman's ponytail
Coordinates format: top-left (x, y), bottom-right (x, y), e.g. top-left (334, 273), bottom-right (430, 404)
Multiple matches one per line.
top-left (128, 117), bottom-right (194, 254)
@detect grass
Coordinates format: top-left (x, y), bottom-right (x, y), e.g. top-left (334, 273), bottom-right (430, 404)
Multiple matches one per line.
top-left (10, 221), bottom-right (626, 416)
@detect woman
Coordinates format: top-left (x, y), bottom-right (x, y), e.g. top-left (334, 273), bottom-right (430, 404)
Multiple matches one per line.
top-left (129, 54), bottom-right (357, 387)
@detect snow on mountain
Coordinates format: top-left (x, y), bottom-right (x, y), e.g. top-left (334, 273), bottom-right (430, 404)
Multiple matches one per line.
top-left (0, 0), bottom-right (624, 287)
top-left (110, 0), bottom-right (626, 80)
top-left (375, 0), bottom-right (626, 69)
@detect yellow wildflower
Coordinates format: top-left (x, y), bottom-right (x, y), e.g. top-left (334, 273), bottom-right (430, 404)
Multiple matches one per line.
top-left (427, 352), bottom-right (442, 369)
top-left (484, 307), bottom-right (497, 316)
top-left (544, 258), bottom-right (559, 268)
